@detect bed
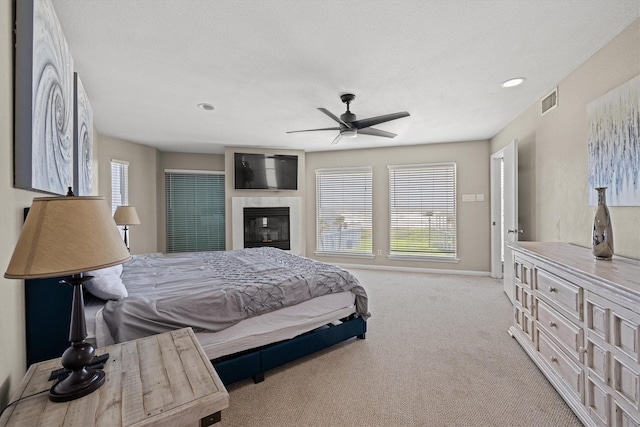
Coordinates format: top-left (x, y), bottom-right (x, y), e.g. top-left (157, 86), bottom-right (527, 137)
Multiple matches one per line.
top-left (25, 247), bottom-right (369, 385)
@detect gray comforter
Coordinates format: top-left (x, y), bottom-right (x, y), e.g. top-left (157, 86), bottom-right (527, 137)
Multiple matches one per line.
top-left (103, 247), bottom-right (369, 342)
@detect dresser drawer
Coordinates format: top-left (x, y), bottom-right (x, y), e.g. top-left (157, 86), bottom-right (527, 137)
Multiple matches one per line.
top-left (514, 258), bottom-right (534, 290)
top-left (586, 376), bottom-right (611, 427)
top-left (614, 402), bottom-right (640, 427)
top-left (537, 268), bottom-right (582, 321)
top-left (586, 338), bottom-right (609, 384)
top-left (538, 330), bottom-right (583, 400)
top-left (514, 283), bottom-right (523, 307)
top-left (537, 299), bottom-right (582, 360)
top-left (587, 296), bottom-right (610, 342)
top-left (613, 355), bottom-right (640, 411)
top-left (612, 307), bottom-right (640, 364)
top-left (522, 287), bottom-right (535, 315)
top-left (523, 313), bottom-right (535, 342)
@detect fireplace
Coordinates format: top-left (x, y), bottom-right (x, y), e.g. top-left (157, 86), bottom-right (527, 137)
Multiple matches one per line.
top-left (243, 207), bottom-right (290, 250)
top-left (232, 197), bottom-right (301, 254)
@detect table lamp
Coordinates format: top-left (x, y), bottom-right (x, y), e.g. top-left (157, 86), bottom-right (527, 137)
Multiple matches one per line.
top-left (113, 205), bottom-right (140, 251)
top-left (4, 193), bottom-right (131, 402)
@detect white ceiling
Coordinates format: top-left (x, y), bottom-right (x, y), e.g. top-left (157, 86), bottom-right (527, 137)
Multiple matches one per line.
top-left (50, 0), bottom-right (640, 154)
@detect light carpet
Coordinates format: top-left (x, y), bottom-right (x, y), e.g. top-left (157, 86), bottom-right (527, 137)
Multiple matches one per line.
top-left (222, 269), bottom-right (582, 426)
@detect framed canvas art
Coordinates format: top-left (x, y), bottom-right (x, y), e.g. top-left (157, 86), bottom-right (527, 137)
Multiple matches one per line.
top-left (587, 74), bottom-right (640, 206)
top-left (15, 0), bottom-right (74, 195)
top-left (74, 73), bottom-right (93, 196)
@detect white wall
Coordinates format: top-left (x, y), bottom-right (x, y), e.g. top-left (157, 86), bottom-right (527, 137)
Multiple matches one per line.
top-left (491, 19), bottom-right (640, 260)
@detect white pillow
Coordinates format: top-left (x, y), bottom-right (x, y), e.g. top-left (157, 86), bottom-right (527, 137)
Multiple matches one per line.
top-left (84, 264), bottom-right (127, 300)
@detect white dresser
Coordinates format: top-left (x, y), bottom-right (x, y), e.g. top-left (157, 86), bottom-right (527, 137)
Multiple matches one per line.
top-left (509, 242), bottom-right (640, 427)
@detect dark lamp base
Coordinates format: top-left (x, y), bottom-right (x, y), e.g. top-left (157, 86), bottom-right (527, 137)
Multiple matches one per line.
top-left (49, 368), bottom-right (105, 402)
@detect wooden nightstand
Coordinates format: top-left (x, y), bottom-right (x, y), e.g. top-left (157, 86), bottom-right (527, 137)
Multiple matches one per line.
top-left (0, 328), bottom-right (229, 426)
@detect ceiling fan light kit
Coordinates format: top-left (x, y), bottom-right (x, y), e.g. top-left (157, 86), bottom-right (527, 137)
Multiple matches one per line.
top-left (287, 93), bottom-right (409, 145)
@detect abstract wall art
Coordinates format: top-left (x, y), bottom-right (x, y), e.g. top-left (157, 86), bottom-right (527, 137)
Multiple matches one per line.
top-left (587, 74), bottom-right (640, 206)
top-left (74, 73), bottom-right (93, 196)
top-left (15, 0), bottom-right (74, 195)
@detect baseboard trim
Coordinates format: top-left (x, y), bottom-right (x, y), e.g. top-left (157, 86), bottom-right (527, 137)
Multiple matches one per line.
top-left (338, 263), bottom-right (491, 277)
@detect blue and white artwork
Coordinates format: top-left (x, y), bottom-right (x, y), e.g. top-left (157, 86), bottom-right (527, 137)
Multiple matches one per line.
top-left (587, 75), bottom-right (640, 206)
top-left (15, 0), bottom-right (74, 195)
top-left (74, 73), bottom-right (93, 196)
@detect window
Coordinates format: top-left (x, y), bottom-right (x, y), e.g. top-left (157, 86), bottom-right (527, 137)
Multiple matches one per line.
top-left (165, 170), bottom-right (225, 253)
top-left (316, 167), bottom-right (372, 256)
top-left (388, 162), bottom-right (457, 260)
top-left (111, 160), bottom-right (129, 215)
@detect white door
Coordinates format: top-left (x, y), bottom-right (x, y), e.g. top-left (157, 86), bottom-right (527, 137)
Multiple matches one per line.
top-left (490, 139), bottom-right (519, 302)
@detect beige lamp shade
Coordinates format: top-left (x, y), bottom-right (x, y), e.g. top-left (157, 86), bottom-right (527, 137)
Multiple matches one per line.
top-left (4, 196), bottom-right (132, 279)
top-left (113, 206), bottom-right (141, 226)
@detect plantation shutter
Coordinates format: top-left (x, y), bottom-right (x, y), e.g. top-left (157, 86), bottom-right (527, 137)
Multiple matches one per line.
top-left (315, 167), bottom-right (372, 256)
top-left (165, 171), bottom-right (225, 253)
top-left (388, 162), bottom-right (457, 259)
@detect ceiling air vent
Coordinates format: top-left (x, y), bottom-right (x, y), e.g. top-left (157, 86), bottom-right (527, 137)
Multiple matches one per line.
top-left (541, 87), bottom-right (558, 116)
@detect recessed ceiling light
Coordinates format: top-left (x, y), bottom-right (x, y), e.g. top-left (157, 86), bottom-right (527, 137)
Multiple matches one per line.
top-left (501, 77), bottom-right (526, 88)
top-left (197, 103), bottom-right (215, 111)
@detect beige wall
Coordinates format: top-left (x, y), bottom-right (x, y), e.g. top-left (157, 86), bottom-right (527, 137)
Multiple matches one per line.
top-left (157, 152), bottom-right (225, 252)
top-left (491, 19), bottom-right (640, 260)
top-left (0, 0), bottom-right (43, 406)
top-left (305, 140), bottom-right (491, 273)
top-left (97, 135), bottom-right (158, 255)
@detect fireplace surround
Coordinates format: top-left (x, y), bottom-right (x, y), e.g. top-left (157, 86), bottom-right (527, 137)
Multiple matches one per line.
top-left (232, 197), bottom-right (301, 254)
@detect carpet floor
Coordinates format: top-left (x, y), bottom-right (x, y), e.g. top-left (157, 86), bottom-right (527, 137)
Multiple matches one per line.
top-left (222, 268), bottom-right (582, 426)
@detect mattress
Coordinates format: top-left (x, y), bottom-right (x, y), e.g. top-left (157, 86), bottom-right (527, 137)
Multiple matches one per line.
top-left (85, 290), bottom-right (356, 360)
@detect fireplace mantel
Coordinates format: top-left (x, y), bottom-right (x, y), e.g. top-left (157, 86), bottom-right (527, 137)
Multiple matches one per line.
top-left (232, 197), bottom-right (301, 254)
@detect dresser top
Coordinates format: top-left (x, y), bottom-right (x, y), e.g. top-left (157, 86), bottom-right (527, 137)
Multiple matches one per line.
top-left (510, 241), bottom-right (640, 295)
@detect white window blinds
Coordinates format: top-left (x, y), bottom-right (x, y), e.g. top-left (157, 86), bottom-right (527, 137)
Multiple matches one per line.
top-left (388, 162), bottom-right (457, 259)
top-left (316, 167), bottom-right (372, 256)
top-left (111, 160), bottom-right (129, 215)
top-left (165, 171), bottom-right (225, 253)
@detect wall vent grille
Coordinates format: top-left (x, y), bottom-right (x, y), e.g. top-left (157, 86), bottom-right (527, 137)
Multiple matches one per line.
top-left (541, 87), bottom-right (558, 116)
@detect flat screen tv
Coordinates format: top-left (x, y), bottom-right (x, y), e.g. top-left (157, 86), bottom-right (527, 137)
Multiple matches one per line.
top-left (234, 153), bottom-right (298, 190)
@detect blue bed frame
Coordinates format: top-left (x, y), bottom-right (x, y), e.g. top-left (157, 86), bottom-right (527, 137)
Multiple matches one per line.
top-left (213, 315), bottom-right (366, 385)
top-left (24, 277), bottom-right (366, 386)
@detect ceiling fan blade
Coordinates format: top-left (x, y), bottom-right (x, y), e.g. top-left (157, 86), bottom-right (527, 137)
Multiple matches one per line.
top-left (357, 127), bottom-right (397, 138)
top-left (351, 111), bottom-right (410, 129)
top-left (318, 108), bottom-right (351, 128)
top-left (330, 133), bottom-right (342, 145)
top-left (287, 126), bottom-right (340, 134)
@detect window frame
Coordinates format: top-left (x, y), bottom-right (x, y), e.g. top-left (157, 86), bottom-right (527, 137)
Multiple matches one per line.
top-left (315, 166), bottom-right (374, 258)
top-left (111, 159), bottom-right (129, 215)
top-left (388, 162), bottom-right (458, 262)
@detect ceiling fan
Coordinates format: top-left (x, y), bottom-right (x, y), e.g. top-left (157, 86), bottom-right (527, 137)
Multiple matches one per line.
top-left (287, 94), bottom-right (410, 145)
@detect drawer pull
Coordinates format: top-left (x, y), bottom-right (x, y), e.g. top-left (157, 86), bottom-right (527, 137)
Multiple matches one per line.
top-left (548, 321), bottom-right (556, 327)
top-left (550, 356), bottom-right (557, 363)
top-left (548, 286), bottom-right (557, 293)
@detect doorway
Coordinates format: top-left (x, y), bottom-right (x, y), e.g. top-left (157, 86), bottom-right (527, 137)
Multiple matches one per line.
top-left (490, 140), bottom-right (519, 302)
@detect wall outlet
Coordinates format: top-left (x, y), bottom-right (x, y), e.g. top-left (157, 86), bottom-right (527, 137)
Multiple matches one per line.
top-left (377, 249), bottom-right (382, 256)
top-left (462, 194), bottom-right (476, 202)
top-left (476, 193), bottom-right (485, 202)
